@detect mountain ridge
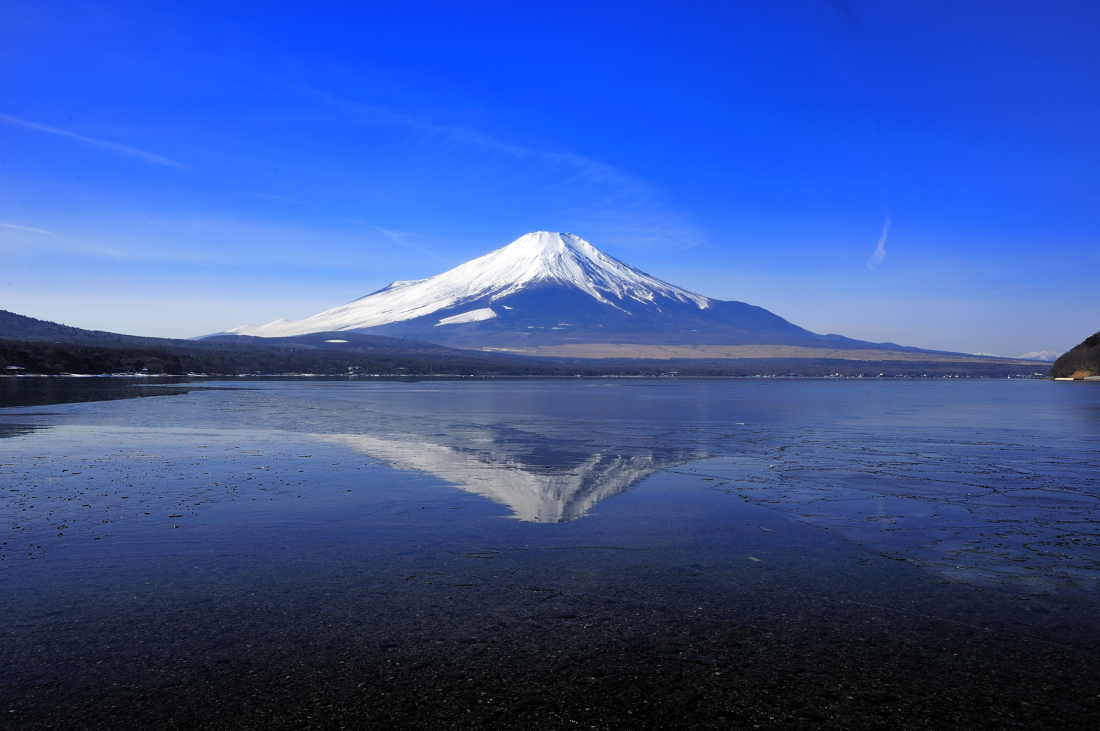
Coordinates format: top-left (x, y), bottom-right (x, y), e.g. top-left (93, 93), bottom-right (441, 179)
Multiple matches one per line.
top-left (224, 232), bottom-right (918, 352)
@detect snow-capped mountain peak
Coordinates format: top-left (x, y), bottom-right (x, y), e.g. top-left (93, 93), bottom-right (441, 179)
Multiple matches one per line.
top-left (232, 232), bottom-right (711, 337)
top-left (1017, 350), bottom-right (1061, 362)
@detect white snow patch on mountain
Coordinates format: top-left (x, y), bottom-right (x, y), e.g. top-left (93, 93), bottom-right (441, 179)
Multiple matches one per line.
top-left (436, 308), bottom-right (496, 326)
top-left (1018, 351), bottom-right (1060, 362)
top-left (216, 320), bottom-right (288, 336)
top-left (230, 232), bottom-right (711, 338)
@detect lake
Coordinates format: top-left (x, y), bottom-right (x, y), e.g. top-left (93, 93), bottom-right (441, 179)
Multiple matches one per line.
top-left (2, 377), bottom-right (1098, 729)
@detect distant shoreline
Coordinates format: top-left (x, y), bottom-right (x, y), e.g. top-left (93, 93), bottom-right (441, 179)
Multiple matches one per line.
top-left (1, 308), bottom-right (1052, 380)
top-left (2, 371), bottom-right (1051, 381)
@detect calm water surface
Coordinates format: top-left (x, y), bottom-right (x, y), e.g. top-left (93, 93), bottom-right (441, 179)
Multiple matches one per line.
top-left (1, 378), bottom-right (1098, 729)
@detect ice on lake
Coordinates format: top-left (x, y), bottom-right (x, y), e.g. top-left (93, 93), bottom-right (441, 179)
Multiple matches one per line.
top-left (3, 377), bottom-right (1100, 729)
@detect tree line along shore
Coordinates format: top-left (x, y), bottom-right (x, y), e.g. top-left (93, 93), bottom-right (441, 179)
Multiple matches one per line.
top-left (0, 338), bottom-right (1049, 379)
top-left (0, 309), bottom-right (1054, 379)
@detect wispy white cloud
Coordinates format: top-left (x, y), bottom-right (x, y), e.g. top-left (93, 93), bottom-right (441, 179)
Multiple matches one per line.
top-left (284, 85), bottom-right (706, 250)
top-left (868, 215), bottom-right (890, 269)
top-left (253, 193), bottom-right (305, 205)
top-left (0, 113), bottom-right (187, 170)
top-left (373, 226), bottom-right (447, 262)
top-left (0, 211), bottom-right (394, 271)
top-left (0, 221), bottom-right (127, 259)
top-left (0, 222), bottom-right (57, 236)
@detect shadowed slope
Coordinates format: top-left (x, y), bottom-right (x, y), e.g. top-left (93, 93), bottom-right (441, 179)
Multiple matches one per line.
top-left (224, 232), bottom-right (915, 352)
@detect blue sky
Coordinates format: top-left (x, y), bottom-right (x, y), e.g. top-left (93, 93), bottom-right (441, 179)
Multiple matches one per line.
top-left (1, 1), bottom-right (1097, 356)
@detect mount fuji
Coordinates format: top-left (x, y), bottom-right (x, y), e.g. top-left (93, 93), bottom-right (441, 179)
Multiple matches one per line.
top-left (220, 232), bottom-right (898, 354)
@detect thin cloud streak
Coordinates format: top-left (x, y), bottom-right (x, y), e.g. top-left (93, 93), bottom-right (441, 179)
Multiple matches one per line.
top-left (284, 84), bottom-right (706, 249)
top-left (373, 226), bottom-right (447, 262)
top-left (868, 215), bottom-right (890, 269)
top-left (253, 193), bottom-right (306, 205)
top-left (0, 113), bottom-right (187, 170)
top-left (1, 222), bottom-right (57, 236)
top-left (0, 211), bottom-right (393, 271)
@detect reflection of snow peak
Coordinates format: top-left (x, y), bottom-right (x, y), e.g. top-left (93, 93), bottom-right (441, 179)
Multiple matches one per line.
top-left (436, 308), bottom-right (496, 326)
top-left (321, 432), bottom-right (667, 523)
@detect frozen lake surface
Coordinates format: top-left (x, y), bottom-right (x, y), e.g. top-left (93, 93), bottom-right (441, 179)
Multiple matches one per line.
top-left (2, 378), bottom-right (1099, 729)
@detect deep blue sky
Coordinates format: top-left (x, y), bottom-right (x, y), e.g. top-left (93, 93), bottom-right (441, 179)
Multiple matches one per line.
top-left (2, 1), bottom-right (1097, 355)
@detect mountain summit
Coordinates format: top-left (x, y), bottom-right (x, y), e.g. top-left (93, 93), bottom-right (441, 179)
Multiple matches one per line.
top-left (232, 232), bottom-right (709, 336)
top-left (223, 231), bottom-right (890, 353)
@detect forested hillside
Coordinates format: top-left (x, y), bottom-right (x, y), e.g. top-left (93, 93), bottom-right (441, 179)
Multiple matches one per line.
top-left (1050, 333), bottom-right (1100, 378)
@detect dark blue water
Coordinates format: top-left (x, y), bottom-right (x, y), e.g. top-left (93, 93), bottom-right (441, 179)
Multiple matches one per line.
top-left (1, 378), bottom-right (1098, 729)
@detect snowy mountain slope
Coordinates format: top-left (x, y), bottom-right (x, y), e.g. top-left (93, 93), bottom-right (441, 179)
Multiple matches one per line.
top-left (222, 231), bottom-right (904, 351)
top-left (234, 232), bottom-right (710, 338)
top-left (1017, 350), bottom-right (1060, 362)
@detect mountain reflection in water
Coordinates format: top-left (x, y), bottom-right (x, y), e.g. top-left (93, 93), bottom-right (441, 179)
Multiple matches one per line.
top-left (323, 430), bottom-right (699, 523)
